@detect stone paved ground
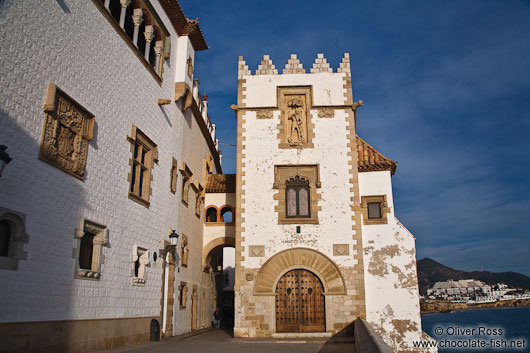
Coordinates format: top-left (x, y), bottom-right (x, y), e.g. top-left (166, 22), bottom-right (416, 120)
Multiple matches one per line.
top-left (94, 328), bottom-right (355, 353)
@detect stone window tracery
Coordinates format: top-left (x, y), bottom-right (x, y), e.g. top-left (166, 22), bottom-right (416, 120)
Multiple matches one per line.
top-left (273, 165), bottom-right (321, 224)
top-left (285, 176), bottom-right (310, 218)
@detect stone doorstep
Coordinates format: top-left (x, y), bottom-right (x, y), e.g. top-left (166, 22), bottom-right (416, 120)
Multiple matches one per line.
top-left (272, 332), bottom-right (332, 338)
top-left (165, 326), bottom-right (215, 341)
top-left (225, 337), bottom-right (355, 345)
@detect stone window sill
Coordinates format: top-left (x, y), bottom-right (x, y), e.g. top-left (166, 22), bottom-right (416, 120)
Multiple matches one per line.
top-left (132, 277), bottom-right (146, 286)
top-left (75, 268), bottom-right (101, 280)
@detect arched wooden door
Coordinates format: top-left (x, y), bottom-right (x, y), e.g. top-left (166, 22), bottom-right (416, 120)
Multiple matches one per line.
top-left (275, 269), bottom-right (325, 332)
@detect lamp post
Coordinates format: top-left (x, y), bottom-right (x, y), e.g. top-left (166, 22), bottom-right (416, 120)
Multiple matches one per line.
top-left (0, 145), bottom-right (12, 178)
top-left (158, 230), bottom-right (179, 260)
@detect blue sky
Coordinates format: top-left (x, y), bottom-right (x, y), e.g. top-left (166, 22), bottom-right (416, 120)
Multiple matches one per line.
top-left (180, 0), bottom-right (530, 275)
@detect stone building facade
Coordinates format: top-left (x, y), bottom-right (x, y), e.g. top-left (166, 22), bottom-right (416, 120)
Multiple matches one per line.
top-left (0, 1), bottom-right (220, 352)
top-left (231, 54), bottom-right (436, 352)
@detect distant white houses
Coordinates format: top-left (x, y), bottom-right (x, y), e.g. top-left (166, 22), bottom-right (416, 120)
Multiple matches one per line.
top-left (426, 279), bottom-right (530, 303)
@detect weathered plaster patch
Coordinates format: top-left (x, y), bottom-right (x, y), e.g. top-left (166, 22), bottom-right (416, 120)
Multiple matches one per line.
top-left (366, 244), bottom-right (400, 277)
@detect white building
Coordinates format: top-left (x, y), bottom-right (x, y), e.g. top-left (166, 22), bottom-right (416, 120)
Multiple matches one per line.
top-left (226, 54), bottom-right (436, 352)
top-left (0, 1), bottom-right (221, 352)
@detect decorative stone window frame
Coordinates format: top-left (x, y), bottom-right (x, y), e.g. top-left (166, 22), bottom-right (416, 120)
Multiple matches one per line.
top-left (131, 245), bottom-right (150, 286)
top-left (73, 218), bottom-right (108, 280)
top-left (181, 235), bottom-right (189, 267)
top-left (39, 83), bottom-right (95, 180)
top-left (179, 281), bottom-right (188, 308)
top-left (191, 181), bottom-right (204, 218)
top-left (170, 157), bottom-right (178, 194)
top-left (277, 86), bottom-right (315, 149)
top-left (127, 125), bottom-right (158, 208)
top-left (202, 155), bottom-right (213, 186)
top-left (273, 165), bottom-right (321, 224)
top-left (360, 195), bottom-right (390, 225)
top-left (91, 0), bottom-right (171, 83)
top-left (0, 207), bottom-right (30, 271)
top-left (179, 162), bottom-right (193, 205)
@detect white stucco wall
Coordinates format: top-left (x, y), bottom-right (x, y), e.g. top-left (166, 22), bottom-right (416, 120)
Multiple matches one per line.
top-left (240, 73), bottom-right (357, 269)
top-left (359, 171), bottom-right (435, 352)
top-left (0, 0), bottom-right (216, 333)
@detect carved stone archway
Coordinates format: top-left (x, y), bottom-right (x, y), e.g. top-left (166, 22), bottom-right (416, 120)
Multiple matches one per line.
top-left (254, 248), bottom-right (346, 295)
top-left (202, 236), bottom-right (235, 266)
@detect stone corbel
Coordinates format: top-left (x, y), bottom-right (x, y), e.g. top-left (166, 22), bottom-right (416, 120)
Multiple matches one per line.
top-left (175, 82), bottom-right (193, 112)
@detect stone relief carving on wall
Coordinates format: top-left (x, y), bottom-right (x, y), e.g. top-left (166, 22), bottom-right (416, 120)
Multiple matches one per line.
top-left (40, 83), bottom-right (94, 179)
top-left (287, 97), bottom-right (306, 145)
top-left (277, 87), bottom-right (314, 149)
top-left (318, 108), bottom-right (334, 118)
top-left (256, 110), bottom-right (273, 119)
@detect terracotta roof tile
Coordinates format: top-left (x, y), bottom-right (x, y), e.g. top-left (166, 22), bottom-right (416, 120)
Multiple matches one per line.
top-left (206, 174), bottom-right (235, 193)
top-left (159, 0), bottom-right (209, 51)
top-left (356, 135), bottom-right (397, 175)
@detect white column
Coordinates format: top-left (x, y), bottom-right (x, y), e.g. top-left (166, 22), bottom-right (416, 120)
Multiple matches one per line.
top-left (119, 0), bottom-right (131, 29)
top-left (104, 0), bottom-right (110, 9)
top-left (192, 78), bottom-right (200, 102)
top-left (154, 40), bottom-right (163, 73)
top-left (132, 8), bottom-right (143, 46)
top-left (144, 25), bottom-right (154, 61)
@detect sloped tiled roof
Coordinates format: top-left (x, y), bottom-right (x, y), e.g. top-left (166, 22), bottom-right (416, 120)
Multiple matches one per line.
top-left (206, 174), bottom-right (235, 193)
top-left (159, 0), bottom-right (209, 51)
top-left (356, 135), bottom-right (397, 175)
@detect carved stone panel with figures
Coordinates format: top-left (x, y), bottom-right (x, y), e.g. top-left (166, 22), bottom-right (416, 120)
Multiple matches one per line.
top-left (277, 86), bottom-right (314, 149)
top-left (39, 83), bottom-right (94, 179)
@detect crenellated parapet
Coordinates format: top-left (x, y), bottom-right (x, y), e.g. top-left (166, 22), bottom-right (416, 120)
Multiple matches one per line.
top-left (237, 53), bottom-right (351, 78)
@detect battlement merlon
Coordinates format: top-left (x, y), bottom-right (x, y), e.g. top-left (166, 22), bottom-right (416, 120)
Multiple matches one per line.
top-left (235, 53), bottom-right (360, 108)
top-left (237, 53), bottom-right (351, 78)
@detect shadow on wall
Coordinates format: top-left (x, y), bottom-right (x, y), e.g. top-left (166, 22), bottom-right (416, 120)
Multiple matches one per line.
top-left (317, 321), bottom-right (355, 353)
top-left (0, 106), bottom-right (154, 352)
top-left (0, 106), bottom-right (88, 352)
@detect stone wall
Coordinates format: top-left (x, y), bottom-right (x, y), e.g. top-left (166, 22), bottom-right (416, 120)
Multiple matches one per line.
top-left (234, 54), bottom-right (365, 336)
top-left (0, 0), bottom-right (218, 349)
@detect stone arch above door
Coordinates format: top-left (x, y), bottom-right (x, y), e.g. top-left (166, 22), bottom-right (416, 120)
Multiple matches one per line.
top-left (253, 248), bottom-right (346, 295)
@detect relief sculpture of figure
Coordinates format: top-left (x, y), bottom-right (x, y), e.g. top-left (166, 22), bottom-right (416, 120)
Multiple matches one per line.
top-left (287, 99), bottom-right (304, 145)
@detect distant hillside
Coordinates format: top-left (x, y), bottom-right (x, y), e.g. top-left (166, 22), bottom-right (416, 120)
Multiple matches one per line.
top-left (417, 258), bottom-right (530, 295)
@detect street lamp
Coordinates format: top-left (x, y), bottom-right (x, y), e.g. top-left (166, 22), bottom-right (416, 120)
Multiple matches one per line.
top-left (158, 230), bottom-right (179, 259)
top-left (0, 145), bottom-right (12, 178)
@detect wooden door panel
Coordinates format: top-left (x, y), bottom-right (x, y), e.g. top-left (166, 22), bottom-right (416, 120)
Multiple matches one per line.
top-left (276, 269), bottom-right (325, 332)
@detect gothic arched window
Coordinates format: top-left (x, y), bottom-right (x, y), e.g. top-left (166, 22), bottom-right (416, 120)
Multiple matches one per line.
top-left (285, 176), bottom-right (310, 218)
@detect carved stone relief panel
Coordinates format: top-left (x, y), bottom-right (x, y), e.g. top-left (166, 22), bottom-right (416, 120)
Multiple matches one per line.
top-left (40, 83), bottom-right (94, 179)
top-left (277, 86), bottom-right (314, 149)
top-left (318, 108), bottom-right (334, 118)
top-left (249, 245), bottom-right (265, 257)
top-left (333, 244), bottom-right (350, 256)
top-left (256, 110), bottom-right (273, 119)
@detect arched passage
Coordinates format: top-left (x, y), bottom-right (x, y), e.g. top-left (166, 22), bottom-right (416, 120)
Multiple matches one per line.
top-left (254, 248), bottom-right (346, 295)
top-left (202, 237), bottom-right (235, 331)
